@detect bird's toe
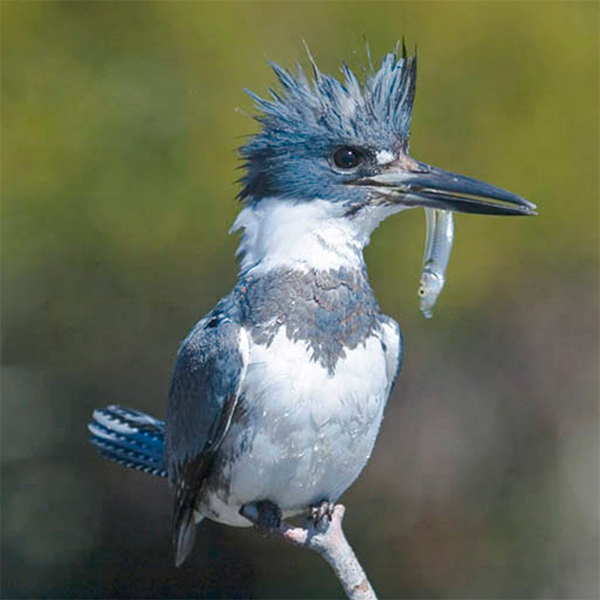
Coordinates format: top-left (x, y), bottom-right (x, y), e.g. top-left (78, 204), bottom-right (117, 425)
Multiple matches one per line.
top-left (309, 500), bottom-right (335, 526)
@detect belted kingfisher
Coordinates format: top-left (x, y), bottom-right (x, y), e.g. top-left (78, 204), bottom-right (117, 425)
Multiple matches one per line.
top-left (89, 44), bottom-right (535, 567)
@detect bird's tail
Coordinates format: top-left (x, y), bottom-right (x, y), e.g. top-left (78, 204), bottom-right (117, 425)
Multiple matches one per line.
top-left (88, 405), bottom-right (168, 478)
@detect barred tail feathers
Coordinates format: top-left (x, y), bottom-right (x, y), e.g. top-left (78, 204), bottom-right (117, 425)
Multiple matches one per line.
top-left (88, 405), bottom-right (167, 478)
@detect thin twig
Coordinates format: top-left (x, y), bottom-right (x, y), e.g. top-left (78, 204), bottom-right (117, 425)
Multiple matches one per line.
top-left (263, 504), bottom-right (378, 600)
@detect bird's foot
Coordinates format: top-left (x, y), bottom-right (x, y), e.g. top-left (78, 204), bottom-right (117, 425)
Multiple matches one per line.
top-left (309, 500), bottom-right (335, 527)
top-left (240, 500), bottom-right (282, 536)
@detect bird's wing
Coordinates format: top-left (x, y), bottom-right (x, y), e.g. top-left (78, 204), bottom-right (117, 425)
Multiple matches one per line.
top-left (165, 309), bottom-right (249, 566)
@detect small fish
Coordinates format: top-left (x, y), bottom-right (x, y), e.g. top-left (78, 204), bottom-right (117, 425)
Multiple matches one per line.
top-left (419, 208), bottom-right (454, 319)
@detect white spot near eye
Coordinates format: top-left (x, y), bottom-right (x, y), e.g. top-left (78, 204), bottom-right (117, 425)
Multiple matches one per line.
top-left (376, 150), bottom-right (395, 165)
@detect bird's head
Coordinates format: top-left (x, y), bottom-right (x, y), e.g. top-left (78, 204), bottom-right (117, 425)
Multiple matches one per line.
top-left (238, 45), bottom-right (536, 219)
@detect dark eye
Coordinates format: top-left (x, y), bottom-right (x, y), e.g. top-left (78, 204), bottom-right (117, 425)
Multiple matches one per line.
top-left (332, 146), bottom-right (363, 170)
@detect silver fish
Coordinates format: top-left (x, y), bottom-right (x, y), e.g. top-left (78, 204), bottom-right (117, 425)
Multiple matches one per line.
top-left (419, 208), bottom-right (454, 319)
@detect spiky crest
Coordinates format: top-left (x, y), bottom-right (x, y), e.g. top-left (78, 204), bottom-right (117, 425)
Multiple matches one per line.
top-left (239, 45), bottom-right (417, 201)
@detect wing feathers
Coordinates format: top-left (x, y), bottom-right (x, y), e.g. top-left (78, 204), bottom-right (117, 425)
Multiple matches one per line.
top-left (171, 393), bottom-right (240, 566)
top-left (165, 310), bottom-right (248, 565)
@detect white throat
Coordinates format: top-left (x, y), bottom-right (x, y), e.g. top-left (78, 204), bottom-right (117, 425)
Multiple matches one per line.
top-left (231, 197), bottom-right (402, 274)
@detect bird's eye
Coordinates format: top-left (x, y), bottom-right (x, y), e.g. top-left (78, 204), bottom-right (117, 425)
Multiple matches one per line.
top-left (332, 146), bottom-right (363, 170)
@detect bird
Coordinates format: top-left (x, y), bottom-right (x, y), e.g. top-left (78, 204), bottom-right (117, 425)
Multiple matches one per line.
top-left (88, 43), bottom-right (536, 567)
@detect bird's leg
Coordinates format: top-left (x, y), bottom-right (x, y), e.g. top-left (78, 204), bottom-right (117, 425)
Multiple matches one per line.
top-left (309, 499), bottom-right (335, 526)
top-left (240, 500), bottom-right (282, 535)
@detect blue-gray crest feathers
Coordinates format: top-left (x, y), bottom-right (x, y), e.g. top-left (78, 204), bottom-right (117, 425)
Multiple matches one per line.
top-left (239, 44), bottom-right (417, 201)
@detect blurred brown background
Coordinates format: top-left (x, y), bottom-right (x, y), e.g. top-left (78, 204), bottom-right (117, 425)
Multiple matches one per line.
top-left (2, 2), bottom-right (598, 598)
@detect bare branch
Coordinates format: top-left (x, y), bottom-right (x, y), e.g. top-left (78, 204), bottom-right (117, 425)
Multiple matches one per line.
top-left (261, 504), bottom-right (378, 600)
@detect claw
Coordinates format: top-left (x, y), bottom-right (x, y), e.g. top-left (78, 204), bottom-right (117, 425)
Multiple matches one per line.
top-left (310, 500), bottom-right (335, 525)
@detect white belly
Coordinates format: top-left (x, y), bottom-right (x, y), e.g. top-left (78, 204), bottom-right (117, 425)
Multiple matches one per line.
top-left (199, 324), bottom-right (398, 526)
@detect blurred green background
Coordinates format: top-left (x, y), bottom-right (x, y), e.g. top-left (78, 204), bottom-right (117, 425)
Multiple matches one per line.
top-left (2, 2), bottom-right (598, 598)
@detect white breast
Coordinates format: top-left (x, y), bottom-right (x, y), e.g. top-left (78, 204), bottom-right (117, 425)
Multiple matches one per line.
top-left (201, 320), bottom-right (400, 526)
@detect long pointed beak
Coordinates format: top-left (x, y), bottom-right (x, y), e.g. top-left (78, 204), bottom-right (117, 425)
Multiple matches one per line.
top-left (354, 161), bottom-right (537, 216)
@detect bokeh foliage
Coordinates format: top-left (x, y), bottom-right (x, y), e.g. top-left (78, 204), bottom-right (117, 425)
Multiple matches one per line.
top-left (2, 2), bottom-right (598, 599)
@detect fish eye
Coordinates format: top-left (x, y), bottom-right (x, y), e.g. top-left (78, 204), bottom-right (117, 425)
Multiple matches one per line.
top-left (332, 146), bottom-right (364, 170)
